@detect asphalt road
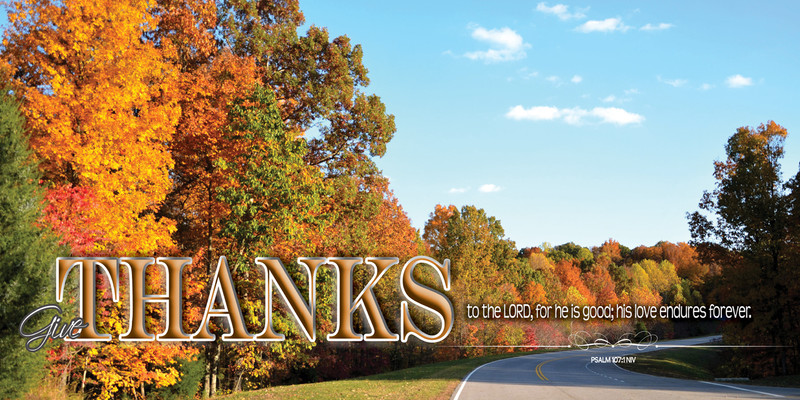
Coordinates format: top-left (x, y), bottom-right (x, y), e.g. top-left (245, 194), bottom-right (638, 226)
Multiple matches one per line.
top-left (452, 336), bottom-right (800, 399)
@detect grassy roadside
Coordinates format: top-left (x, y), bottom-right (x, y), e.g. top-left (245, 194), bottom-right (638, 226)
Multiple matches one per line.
top-left (619, 347), bottom-right (722, 380)
top-left (220, 349), bottom-right (556, 400)
top-left (619, 347), bottom-right (800, 388)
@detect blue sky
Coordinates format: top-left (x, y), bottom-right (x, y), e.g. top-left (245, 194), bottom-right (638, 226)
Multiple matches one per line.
top-left (299, 0), bottom-right (800, 249)
top-left (2, 2), bottom-right (799, 250)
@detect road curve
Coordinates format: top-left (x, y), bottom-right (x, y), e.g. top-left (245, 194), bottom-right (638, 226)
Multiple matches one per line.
top-left (452, 336), bottom-right (800, 400)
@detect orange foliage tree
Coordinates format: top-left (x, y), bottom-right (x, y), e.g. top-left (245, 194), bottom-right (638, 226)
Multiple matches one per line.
top-left (5, 0), bottom-right (179, 255)
top-left (3, 0), bottom-right (199, 397)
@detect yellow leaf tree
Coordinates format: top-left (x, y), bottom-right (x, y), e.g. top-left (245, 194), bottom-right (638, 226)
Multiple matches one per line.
top-left (3, 1), bottom-right (197, 398)
top-left (4, 0), bottom-right (179, 255)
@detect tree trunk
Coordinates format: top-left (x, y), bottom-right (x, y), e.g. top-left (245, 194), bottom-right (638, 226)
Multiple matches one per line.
top-left (235, 370), bottom-right (243, 392)
top-left (206, 340), bottom-right (221, 397)
top-left (204, 182), bottom-right (216, 398)
top-left (204, 345), bottom-right (211, 398)
top-left (60, 353), bottom-right (71, 391)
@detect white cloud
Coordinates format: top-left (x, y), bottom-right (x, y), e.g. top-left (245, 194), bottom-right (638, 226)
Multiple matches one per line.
top-left (546, 75), bottom-right (560, 83)
top-left (571, 75), bottom-right (583, 83)
top-left (699, 83), bottom-right (713, 91)
top-left (506, 105), bottom-right (644, 126)
top-left (506, 105), bottom-right (561, 121)
top-left (449, 187), bottom-right (469, 194)
top-left (726, 74), bottom-right (753, 88)
top-left (640, 23), bottom-right (673, 31)
top-left (536, 2), bottom-right (587, 20)
top-left (465, 25), bottom-right (529, 62)
top-left (602, 95), bottom-right (616, 103)
top-left (624, 88), bottom-right (639, 95)
top-left (561, 107), bottom-right (589, 125)
top-left (479, 184), bottom-right (503, 193)
top-left (591, 107), bottom-right (645, 125)
top-left (576, 18), bottom-right (630, 33)
top-left (658, 76), bottom-right (688, 87)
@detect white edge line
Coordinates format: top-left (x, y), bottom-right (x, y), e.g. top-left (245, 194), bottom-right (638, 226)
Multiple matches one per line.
top-left (611, 358), bottom-right (656, 377)
top-left (443, 345), bottom-right (571, 348)
top-left (656, 345), bottom-right (787, 348)
top-left (700, 381), bottom-right (785, 398)
top-left (612, 357), bottom-right (786, 399)
top-left (452, 359), bottom-right (508, 400)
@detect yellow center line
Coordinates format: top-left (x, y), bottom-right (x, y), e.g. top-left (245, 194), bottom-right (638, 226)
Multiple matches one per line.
top-left (535, 355), bottom-right (581, 381)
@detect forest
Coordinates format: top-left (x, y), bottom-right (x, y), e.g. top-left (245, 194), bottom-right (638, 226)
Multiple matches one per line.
top-left (0, 0), bottom-right (798, 399)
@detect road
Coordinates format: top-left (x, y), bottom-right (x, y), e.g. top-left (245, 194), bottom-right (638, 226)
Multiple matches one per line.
top-left (452, 336), bottom-right (800, 399)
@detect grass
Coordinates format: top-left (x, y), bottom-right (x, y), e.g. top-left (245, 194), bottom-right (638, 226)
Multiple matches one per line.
top-left (620, 346), bottom-right (800, 388)
top-left (220, 349), bottom-right (556, 400)
top-left (742, 374), bottom-right (800, 388)
top-left (619, 347), bottom-right (723, 380)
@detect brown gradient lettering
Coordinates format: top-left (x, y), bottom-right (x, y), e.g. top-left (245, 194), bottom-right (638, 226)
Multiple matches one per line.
top-left (328, 257), bottom-right (399, 341)
top-left (120, 257), bottom-right (192, 341)
top-left (399, 256), bottom-right (454, 343)
top-left (56, 258), bottom-right (120, 341)
top-left (51, 256), bottom-right (452, 343)
top-left (254, 257), bottom-right (324, 342)
top-left (192, 257), bottom-right (252, 341)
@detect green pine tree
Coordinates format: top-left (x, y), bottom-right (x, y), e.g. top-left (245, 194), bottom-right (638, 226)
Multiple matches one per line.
top-left (0, 89), bottom-right (64, 398)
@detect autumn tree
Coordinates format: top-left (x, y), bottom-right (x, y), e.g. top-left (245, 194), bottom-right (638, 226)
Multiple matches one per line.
top-left (368, 185), bottom-right (420, 259)
top-left (423, 205), bottom-right (521, 349)
top-left (161, 51), bottom-right (260, 261)
top-left (423, 204), bottom-right (458, 256)
top-left (632, 242), bottom-right (708, 282)
top-left (425, 205), bottom-right (517, 304)
top-left (553, 259), bottom-right (595, 305)
top-left (2, 0), bottom-right (421, 395)
top-left (217, 85), bottom-right (326, 261)
top-left (1, 1), bottom-right (206, 397)
top-left (155, 0), bottom-right (397, 255)
top-left (212, 0), bottom-right (396, 172)
top-left (149, 0), bottom-right (399, 393)
top-left (661, 242), bottom-right (709, 285)
top-left (593, 239), bottom-right (629, 264)
top-left (211, 0), bottom-right (398, 258)
top-left (4, 0), bottom-right (180, 255)
top-left (689, 121), bottom-right (800, 375)
top-left (584, 265), bottom-right (618, 305)
top-left (550, 242), bottom-right (594, 271)
top-left (212, 84), bottom-right (331, 393)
